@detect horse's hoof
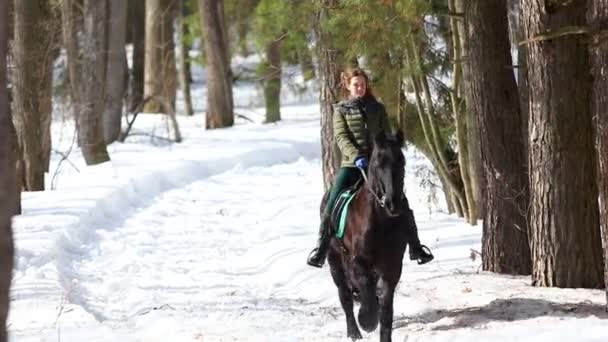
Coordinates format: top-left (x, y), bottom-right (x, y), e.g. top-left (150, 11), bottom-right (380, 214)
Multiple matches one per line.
top-left (347, 329), bottom-right (363, 340)
top-left (410, 245), bottom-right (434, 265)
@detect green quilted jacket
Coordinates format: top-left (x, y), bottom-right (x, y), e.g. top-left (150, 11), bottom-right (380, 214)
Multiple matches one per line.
top-left (333, 96), bottom-right (389, 167)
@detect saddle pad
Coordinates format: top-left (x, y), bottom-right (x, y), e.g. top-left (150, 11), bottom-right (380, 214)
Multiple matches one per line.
top-left (330, 187), bottom-right (360, 239)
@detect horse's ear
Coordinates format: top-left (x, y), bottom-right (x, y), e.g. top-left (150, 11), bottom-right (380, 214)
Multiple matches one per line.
top-left (396, 130), bottom-right (404, 146)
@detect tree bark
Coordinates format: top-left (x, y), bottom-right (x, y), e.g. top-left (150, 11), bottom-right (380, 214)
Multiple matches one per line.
top-left (465, 0), bottom-right (531, 275)
top-left (508, 0), bottom-right (530, 165)
top-left (177, 0), bottom-right (194, 116)
top-left (12, 0), bottom-right (54, 191)
top-left (523, 1), bottom-right (603, 288)
top-left (455, 0), bottom-right (484, 220)
top-left (449, 0), bottom-right (477, 225)
top-left (144, 0), bottom-right (177, 113)
top-left (0, 2), bottom-right (15, 339)
top-left (103, 0), bottom-right (127, 144)
top-left (588, 0), bottom-right (608, 303)
top-left (129, 0), bottom-right (146, 112)
top-left (263, 38), bottom-right (281, 123)
top-left (199, 0), bottom-right (234, 129)
top-left (315, 0), bottom-right (342, 190)
top-left (62, 0), bottom-right (111, 165)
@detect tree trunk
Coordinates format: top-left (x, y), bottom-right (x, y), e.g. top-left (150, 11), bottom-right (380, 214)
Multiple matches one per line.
top-left (177, 0), bottom-right (194, 116)
top-left (129, 0), bottom-right (145, 112)
top-left (315, 0), bottom-right (342, 191)
top-left (62, 0), bottom-right (111, 165)
top-left (103, 0), bottom-right (127, 144)
top-left (199, 0), bottom-right (234, 129)
top-left (454, 0), bottom-right (483, 220)
top-left (508, 0), bottom-right (530, 166)
top-left (0, 2), bottom-right (15, 339)
top-left (299, 46), bottom-right (315, 81)
top-left (449, 0), bottom-right (477, 225)
top-left (465, 0), bottom-right (531, 275)
top-left (12, 0), bottom-right (53, 191)
top-left (263, 38), bottom-right (281, 123)
top-left (588, 0), bottom-right (608, 303)
top-left (523, 1), bottom-right (603, 288)
top-left (144, 0), bottom-right (177, 113)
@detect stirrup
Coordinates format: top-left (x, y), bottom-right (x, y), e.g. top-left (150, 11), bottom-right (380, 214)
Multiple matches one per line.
top-left (410, 245), bottom-right (434, 265)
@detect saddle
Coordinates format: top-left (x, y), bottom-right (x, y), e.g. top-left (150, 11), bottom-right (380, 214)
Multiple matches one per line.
top-left (330, 178), bottom-right (363, 239)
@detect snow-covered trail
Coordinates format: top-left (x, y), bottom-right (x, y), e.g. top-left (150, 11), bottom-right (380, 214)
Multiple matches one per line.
top-left (52, 158), bottom-right (354, 341)
top-left (9, 115), bottom-right (608, 341)
top-left (69, 159), bottom-right (333, 324)
top-left (41, 154), bottom-right (485, 342)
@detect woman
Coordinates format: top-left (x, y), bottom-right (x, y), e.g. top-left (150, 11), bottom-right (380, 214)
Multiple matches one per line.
top-left (307, 66), bottom-right (434, 268)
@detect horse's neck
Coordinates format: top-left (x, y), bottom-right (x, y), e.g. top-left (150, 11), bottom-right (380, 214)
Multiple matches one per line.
top-left (361, 184), bottom-right (387, 224)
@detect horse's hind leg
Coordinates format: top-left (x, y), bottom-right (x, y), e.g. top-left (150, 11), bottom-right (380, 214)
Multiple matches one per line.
top-left (328, 251), bottom-right (362, 340)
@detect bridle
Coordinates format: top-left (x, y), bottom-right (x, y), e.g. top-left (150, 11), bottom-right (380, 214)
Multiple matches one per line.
top-left (358, 167), bottom-right (387, 208)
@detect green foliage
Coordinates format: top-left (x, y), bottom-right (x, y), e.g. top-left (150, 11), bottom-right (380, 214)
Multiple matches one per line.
top-left (252, 0), bottom-right (315, 64)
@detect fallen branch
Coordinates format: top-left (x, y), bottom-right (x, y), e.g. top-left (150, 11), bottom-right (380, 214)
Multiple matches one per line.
top-left (119, 95), bottom-right (182, 143)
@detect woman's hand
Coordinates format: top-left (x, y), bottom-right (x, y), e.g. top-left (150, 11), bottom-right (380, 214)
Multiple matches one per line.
top-left (355, 156), bottom-right (368, 169)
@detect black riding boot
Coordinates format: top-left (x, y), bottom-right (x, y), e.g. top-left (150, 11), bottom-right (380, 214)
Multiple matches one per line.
top-left (406, 208), bottom-right (434, 265)
top-left (307, 215), bottom-right (332, 268)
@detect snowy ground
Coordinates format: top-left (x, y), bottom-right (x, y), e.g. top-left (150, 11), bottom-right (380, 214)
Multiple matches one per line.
top-left (7, 62), bottom-right (608, 341)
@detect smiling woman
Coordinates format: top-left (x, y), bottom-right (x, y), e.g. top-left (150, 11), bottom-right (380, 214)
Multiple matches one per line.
top-left (0, 2), bottom-right (15, 341)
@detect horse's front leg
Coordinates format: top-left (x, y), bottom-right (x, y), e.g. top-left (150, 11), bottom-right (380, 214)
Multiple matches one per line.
top-left (379, 277), bottom-right (398, 342)
top-left (328, 250), bottom-right (362, 340)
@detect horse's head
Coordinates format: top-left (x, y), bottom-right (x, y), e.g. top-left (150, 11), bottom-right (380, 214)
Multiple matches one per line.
top-left (368, 130), bottom-right (405, 217)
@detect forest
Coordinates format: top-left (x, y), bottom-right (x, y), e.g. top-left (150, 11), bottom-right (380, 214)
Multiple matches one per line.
top-left (1, 0), bottom-right (608, 341)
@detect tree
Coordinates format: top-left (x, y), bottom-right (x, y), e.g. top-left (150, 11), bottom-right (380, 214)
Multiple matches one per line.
top-left (315, 0), bottom-right (342, 190)
top-left (12, 0), bottom-right (54, 190)
top-left (588, 0), bottom-right (608, 302)
top-left (128, 0), bottom-right (146, 111)
top-left (62, 0), bottom-right (111, 165)
top-left (199, 0), bottom-right (234, 129)
top-left (522, 1), bottom-right (603, 287)
top-left (177, 0), bottom-right (194, 116)
top-left (262, 38), bottom-right (281, 123)
top-left (144, 0), bottom-right (177, 113)
top-left (103, 0), bottom-right (128, 144)
top-left (253, 0), bottom-right (286, 123)
top-left (464, 0), bottom-right (531, 275)
top-left (453, 0), bottom-right (483, 222)
top-left (0, 1), bottom-right (16, 339)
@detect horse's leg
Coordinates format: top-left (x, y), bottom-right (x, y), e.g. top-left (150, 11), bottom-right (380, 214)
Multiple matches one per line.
top-left (328, 250), bottom-right (362, 340)
top-left (378, 275), bottom-right (399, 342)
top-left (353, 258), bottom-right (379, 333)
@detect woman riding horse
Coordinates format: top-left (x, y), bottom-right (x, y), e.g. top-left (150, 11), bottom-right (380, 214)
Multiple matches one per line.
top-left (306, 66), bottom-right (433, 268)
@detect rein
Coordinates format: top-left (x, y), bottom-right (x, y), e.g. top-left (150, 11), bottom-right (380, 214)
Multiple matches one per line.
top-left (358, 168), bottom-right (386, 208)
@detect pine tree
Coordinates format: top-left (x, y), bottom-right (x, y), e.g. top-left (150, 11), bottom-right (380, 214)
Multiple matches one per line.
top-left (523, 0), bottom-right (603, 288)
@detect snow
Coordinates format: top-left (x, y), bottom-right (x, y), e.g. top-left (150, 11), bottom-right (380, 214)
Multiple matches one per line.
top-left (7, 62), bottom-right (608, 342)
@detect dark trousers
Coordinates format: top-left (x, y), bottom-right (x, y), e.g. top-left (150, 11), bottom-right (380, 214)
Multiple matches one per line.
top-left (324, 167), bottom-right (361, 216)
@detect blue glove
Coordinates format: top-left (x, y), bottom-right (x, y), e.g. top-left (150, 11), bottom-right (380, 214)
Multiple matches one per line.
top-left (355, 156), bottom-right (368, 169)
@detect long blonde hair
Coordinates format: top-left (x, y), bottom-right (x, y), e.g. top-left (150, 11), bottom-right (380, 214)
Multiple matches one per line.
top-left (339, 66), bottom-right (374, 100)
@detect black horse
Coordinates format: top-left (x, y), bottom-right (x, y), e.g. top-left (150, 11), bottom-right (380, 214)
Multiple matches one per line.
top-left (325, 131), bottom-right (412, 342)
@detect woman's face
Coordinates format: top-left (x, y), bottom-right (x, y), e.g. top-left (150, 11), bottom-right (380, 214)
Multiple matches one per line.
top-left (347, 76), bottom-right (367, 98)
